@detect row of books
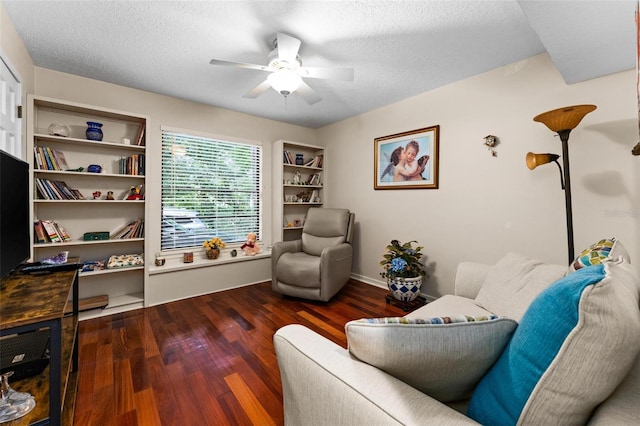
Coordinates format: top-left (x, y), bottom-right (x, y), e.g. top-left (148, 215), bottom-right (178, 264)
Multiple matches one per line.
top-left (34, 219), bottom-right (72, 243)
top-left (118, 154), bottom-right (145, 175)
top-left (111, 219), bottom-right (144, 239)
top-left (34, 146), bottom-right (70, 171)
top-left (283, 150), bottom-right (298, 165)
top-left (304, 155), bottom-right (323, 168)
top-left (35, 177), bottom-right (85, 200)
top-left (307, 172), bottom-right (322, 185)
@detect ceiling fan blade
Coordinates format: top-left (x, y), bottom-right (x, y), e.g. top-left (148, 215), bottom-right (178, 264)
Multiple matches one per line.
top-left (296, 80), bottom-right (322, 105)
top-left (299, 66), bottom-right (354, 81)
top-left (243, 79), bottom-right (272, 99)
top-left (276, 33), bottom-right (301, 64)
top-left (210, 59), bottom-right (270, 72)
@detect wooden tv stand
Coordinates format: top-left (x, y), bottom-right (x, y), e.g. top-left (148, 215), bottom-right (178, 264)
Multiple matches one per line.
top-left (0, 262), bottom-right (79, 425)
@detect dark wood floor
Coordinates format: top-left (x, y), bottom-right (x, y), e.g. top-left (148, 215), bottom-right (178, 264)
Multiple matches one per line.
top-left (73, 279), bottom-right (408, 425)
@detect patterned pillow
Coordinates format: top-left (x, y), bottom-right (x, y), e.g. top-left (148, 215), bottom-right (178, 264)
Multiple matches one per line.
top-left (346, 315), bottom-right (517, 402)
top-left (570, 237), bottom-right (629, 271)
top-left (467, 260), bottom-right (640, 425)
top-left (107, 253), bottom-right (144, 269)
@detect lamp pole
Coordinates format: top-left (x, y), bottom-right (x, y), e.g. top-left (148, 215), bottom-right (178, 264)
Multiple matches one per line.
top-left (558, 129), bottom-right (574, 265)
top-left (532, 104), bottom-right (595, 266)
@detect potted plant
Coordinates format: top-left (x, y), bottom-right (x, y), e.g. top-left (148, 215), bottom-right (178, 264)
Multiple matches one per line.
top-left (380, 239), bottom-right (426, 301)
top-left (202, 237), bottom-right (226, 259)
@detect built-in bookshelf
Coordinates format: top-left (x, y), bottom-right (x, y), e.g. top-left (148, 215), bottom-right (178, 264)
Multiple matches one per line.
top-left (273, 140), bottom-right (324, 242)
top-left (27, 94), bottom-right (148, 320)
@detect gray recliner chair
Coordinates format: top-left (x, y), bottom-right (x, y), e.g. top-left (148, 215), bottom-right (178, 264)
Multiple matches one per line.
top-left (272, 208), bottom-right (355, 302)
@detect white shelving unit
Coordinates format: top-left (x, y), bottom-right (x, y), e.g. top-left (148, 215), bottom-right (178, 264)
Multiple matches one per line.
top-left (27, 94), bottom-right (148, 319)
top-left (272, 140), bottom-right (324, 242)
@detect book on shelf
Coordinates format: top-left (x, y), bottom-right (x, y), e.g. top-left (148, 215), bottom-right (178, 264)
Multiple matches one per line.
top-left (283, 150), bottom-right (296, 165)
top-left (302, 155), bottom-right (323, 168)
top-left (135, 123), bottom-right (146, 146)
top-left (306, 172), bottom-right (322, 185)
top-left (35, 219), bottom-right (72, 243)
top-left (34, 220), bottom-right (47, 243)
top-left (53, 150), bottom-right (69, 170)
top-left (34, 146), bottom-right (71, 171)
top-left (110, 219), bottom-right (144, 239)
top-left (35, 178), bottom-right (85, 200)
top-left (41, 220), bottom-right (61, 242)
top-left (119, 154), bottom-right (145, 175)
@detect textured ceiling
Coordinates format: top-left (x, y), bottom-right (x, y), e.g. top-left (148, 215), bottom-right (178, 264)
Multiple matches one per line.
top-left (2, 1), bottom-right (636, 129)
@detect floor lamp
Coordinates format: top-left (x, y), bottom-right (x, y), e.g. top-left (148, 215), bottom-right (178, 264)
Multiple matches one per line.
top-left (527, 104), bottom-right (597, 265)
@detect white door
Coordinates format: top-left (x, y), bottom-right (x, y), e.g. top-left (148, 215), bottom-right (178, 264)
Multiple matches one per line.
top-left (0, 55), bottom-right (22, 159)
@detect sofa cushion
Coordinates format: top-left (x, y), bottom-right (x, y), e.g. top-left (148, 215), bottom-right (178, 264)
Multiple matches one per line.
top-left (475, 252), bottom-right (567, 322)
top-left (467, 260), bottom-right (640, 426)
top-left (345, 315), bottom-right (517, 402)
top-left (406, 294), bottom-right (494, 319)
top-left (569, 237), bottom-right (630, 272)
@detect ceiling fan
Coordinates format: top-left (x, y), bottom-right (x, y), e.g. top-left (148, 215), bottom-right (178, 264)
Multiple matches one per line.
top-left (209, 32), bottom-right (354, 105)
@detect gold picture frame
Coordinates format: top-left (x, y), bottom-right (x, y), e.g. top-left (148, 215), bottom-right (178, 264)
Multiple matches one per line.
top-left (374, 125), bottom-right (440, 189)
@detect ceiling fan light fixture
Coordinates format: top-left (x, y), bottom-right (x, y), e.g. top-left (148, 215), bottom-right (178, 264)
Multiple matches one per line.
top-left (267, 69), bottom-right (302, 96)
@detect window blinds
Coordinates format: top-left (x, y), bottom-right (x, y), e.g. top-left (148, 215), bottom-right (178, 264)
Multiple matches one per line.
top-left (161, 129), bottom-right (262, 251)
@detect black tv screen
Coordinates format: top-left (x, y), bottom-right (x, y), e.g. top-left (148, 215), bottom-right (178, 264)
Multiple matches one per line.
top-left (1, 150), bottom-right (30, 278)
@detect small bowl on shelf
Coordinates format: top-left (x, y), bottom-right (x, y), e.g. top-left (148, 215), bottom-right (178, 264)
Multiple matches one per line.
top-left (47, 123), bottom-right (71, 137)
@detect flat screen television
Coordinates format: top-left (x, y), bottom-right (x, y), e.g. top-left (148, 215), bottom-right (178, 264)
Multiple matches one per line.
top-left (1, 149), bottom-right (31, 278)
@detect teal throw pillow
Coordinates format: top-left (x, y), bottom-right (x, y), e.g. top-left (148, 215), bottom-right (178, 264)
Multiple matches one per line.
top-left (467, 261), bottom-right (640, 425)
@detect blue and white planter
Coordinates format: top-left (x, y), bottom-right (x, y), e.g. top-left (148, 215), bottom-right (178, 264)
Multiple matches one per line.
top-left (387, 276), bottom-right (423, 302)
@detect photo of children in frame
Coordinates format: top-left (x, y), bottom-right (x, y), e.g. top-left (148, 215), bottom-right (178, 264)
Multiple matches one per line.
top-left (374, 125), bottom-right (439, 189)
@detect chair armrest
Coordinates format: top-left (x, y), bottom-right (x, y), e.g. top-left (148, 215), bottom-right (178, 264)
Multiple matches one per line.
top-left (454, 262), bottom-right (492, 299)
top-left (272, 240), bottom-right (302, 264)
top-left (274, 324), bottom-right (479, 426)
top-left (320, 243), bottom-right (353, 300)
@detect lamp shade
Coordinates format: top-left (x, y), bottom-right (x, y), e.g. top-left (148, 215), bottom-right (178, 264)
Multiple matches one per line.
top-left (267, 69), bottom-right (302, 96)
top-left (526, 152), bottom-right (560, 170)
top-left (533, 104), bottom-right (596, 132)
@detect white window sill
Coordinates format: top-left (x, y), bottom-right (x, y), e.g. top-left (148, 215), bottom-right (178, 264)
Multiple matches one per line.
top-left (149, 248), bottom-right (271, 275)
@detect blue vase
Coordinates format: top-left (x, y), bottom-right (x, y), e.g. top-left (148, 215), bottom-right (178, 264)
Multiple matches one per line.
top-left (86, 121), bottom-right (103, 141)
top-left (295, 154), bottom-right (304, 165)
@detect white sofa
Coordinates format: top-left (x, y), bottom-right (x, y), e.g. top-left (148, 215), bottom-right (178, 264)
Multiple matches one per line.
top-left (274, 249), bottom-right (640, 425)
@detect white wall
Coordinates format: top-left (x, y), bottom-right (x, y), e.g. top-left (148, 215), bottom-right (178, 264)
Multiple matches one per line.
top-left (319, 53), bottom-right (639, 298)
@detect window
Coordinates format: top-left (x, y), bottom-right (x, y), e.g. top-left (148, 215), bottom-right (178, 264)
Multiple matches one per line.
top-left (161, 127), bottom-right (262, 251)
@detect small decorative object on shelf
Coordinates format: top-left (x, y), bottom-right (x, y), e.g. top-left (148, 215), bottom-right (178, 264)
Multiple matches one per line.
top-left (295, 153), bottom-right (304, 165)
top-left (47, 123), bottom-right (70, 137)
top-left (41, 251), bottom-right (69, 264)
top-left (380, 239), bottom-right (427, 304)
top-left (154, 253), bottom-right (166, 266)
top-left (230, 249), bottom-right (238, 257)
top-left (240, 233), bottom-right (261, 256)
top-left (183, 252), bottom-right (194, 263)
top-left (126, 185), bottom-right (144, 200)
top-left (203, 237), bottom-right (226, 259)
top-left (86, 121), bottom-right (104, 141)
top-left (87, 164), bottom-right (102, 173)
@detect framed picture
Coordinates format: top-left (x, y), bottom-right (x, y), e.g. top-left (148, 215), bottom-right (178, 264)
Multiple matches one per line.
top-left (374, 125), bottom-right (439, 189)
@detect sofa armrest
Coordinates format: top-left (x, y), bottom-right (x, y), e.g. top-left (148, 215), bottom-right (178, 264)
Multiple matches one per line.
top-left (454, 262), bottom-right (492, 299)
top-left (274, 324), bottom-right (480, 426)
